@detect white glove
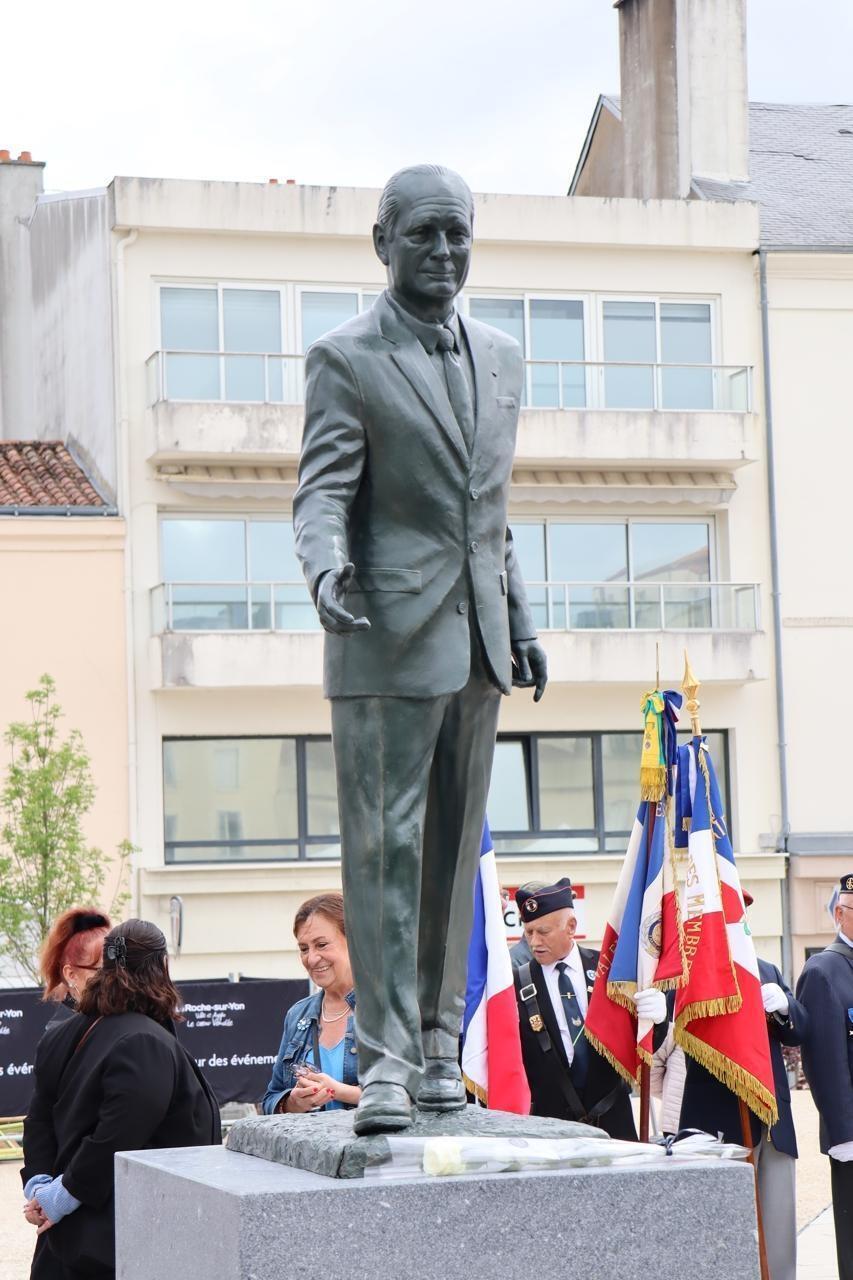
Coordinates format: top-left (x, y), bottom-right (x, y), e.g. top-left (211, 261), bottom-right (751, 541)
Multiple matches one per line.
top-left (761, 982), bottom-right (789, 1017)
top-left (632, 987), bottom-right (668, 1025)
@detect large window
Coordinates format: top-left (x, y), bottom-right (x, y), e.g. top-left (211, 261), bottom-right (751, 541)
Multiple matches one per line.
top-left (510, 518), bottom-right (713, 630)
top-left (300, 289), bottom-right (379, 351)
top-left (160, 286), bottom-right (284, 402)
top-left (486, 730), bottom-right (730, 855)
top-left (163, 731), bottom-right (729, 863)
top-left (163, 737), bottom-right (339, 862)
top-left (602, 300), bottom-right (713, 409)
top-left (467, 296), bottom-right (586, 408)
top-left (159, 517), bottom-right (316, 631)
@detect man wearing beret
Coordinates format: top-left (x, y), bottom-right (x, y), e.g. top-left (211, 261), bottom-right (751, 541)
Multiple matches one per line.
top-left (513, 878), bottom-right (667, 1138)
top-left (796, 874), bottom-right (853, 1280)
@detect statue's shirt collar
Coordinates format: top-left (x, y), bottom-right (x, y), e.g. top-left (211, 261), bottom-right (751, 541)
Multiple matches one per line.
top-left (384, 290), bottom-right (461, 355)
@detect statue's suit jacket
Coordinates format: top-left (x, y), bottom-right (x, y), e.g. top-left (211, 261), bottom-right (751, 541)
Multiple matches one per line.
top-left (293, 291), bottom-right (536, 698)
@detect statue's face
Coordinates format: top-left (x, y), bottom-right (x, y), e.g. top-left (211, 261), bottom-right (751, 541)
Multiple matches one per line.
top-left (374, 172), bottom-right (473, 314)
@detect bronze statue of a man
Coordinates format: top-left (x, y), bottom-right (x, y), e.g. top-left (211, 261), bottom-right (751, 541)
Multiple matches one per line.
top-left (294, 164), bottom-right (547, 1134)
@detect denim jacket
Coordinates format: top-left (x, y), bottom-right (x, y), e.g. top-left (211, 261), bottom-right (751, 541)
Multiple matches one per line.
top-left (261, 989), bottom-right (357, 1114)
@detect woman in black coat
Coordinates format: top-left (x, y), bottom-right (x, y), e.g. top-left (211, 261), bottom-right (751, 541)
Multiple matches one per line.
top-left (22, 919), bottom-right (221, 1280)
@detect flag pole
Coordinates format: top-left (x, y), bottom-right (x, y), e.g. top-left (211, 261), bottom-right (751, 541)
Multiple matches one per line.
top-left (639, 643), bottom-right (662, 1144)
top-left (682, 651), bottom-right (770, 1280)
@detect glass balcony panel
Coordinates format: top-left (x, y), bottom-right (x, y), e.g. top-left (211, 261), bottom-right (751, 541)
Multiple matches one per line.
top-left (569, 584), bottom-right (630, 630)
top-left (169, 584), bottom-right (249, 631)
top-left (632, 585), bottom-right (662, 629)
top-left (274, 584), bottom-right (319, 630)
top-left (604, 363), bottom-right (655, 409)
top-left (661, 365), bottom-right (714, 410)
top-left (164, 352), bottom-right (220, 400)
top-left (529, 362), bottom-right (560, 408)
top-left (662, 585), bottom-right (712, 628)
top-left (225, 352), bottom-right (265, 402)
top-left (561, 364), bottom-right (586, 408)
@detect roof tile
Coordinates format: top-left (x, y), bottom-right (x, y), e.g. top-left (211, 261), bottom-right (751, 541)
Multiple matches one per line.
top-left (0, 442), bottom-right (108, 509)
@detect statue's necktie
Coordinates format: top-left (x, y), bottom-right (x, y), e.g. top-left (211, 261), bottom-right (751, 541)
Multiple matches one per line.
top-left (556, 960), bottom-right (589, 1089)
top-left (437, 326), bottom-right (475, 454)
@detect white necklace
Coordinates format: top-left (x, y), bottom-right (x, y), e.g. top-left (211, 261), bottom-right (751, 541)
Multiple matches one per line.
top-left (321, 997), bottom-right (350, 1023)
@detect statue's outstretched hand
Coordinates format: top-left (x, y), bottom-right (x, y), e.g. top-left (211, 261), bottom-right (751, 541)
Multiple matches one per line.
top-left (316, 563), bottom-right (371, 635)
top-left (511, 638), bottom-right (548, 702)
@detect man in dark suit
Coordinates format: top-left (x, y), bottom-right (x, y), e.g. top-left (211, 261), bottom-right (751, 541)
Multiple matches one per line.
top-left (294, 164), bottom-right (548, 1135)
top-left (796, 874), bottom-right (853, 1280)
top-left (513, 878), bottom-right (667, 1138)
top-left (679, 915), bottom-right (808, 1280)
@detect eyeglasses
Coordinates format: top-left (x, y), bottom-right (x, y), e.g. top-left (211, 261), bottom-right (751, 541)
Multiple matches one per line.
top-left (838, 902), bottom-right (853, 911)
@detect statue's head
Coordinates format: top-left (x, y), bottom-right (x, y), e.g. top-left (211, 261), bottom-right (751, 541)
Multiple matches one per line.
top-left (373, 165), bottom-right (474, 318)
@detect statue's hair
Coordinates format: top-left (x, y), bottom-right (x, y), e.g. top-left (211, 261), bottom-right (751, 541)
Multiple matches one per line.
top-left (376, 164), bottom-right (474, 235)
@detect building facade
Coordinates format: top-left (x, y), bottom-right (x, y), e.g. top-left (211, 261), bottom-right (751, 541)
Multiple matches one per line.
top-left (11, 167), bottom-right (785, 979)
top-left (571, 0), bottom-right (853, 972)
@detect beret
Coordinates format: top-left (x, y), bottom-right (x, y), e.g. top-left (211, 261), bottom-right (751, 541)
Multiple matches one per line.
top-left (515, 877), bottom-right (574, 922)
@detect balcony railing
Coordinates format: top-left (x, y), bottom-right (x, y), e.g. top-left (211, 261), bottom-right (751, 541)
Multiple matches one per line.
top-left (152, 580), bottom-right (761, 635)
top-left (146, 350), bottom-right (753, 413)
top-left (526, 581), bottom-right (760, 631)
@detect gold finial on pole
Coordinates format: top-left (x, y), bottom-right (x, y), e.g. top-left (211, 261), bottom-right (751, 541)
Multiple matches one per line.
top-left (682, 649), bottom-right (702, 737)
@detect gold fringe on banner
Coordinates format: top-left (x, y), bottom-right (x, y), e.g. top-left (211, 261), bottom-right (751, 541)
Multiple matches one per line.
top-left (583, 1024), bottom-right (640, 1088)
top-left (673, 742), bottom-right (778, 1129)
top-left (675, 1023), bottom-right (778, 1129)
top-left (461, 1070), bottom-right (487, 1107)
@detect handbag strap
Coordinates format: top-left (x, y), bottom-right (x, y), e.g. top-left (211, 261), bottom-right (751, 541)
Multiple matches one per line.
top-left (72, 1015), bottom-right (103, 1057)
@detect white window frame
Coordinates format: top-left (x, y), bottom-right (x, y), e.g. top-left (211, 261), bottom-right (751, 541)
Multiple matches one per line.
top-left (596, 294), bottom-right (719, 410)
top-left (295, 284), bottom-right (382, 354)
top-left (510, 514), bottom-right (717, 630)
top-left (156, 281), bottom-right (289, 403)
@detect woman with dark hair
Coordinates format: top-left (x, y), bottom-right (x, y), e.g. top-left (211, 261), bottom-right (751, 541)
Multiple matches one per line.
top-left (262, 892), bottom-right (360, 1114)
top-left (21, 919), bottom-right (220, 1280)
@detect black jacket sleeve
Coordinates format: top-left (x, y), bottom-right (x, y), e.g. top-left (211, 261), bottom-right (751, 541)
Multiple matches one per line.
top-left (62, 1033), bottom-right (178, 1208)
top-left (21, 1015), bottom-right (86, 1189)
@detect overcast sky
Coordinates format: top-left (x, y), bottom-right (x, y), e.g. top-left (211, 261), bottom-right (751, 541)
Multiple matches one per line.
top-left (2, 0), bottom-right (852, 196)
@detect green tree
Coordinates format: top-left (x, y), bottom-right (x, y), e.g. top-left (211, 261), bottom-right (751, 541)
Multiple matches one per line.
top-left (0, 675), bottom-right (131, 984)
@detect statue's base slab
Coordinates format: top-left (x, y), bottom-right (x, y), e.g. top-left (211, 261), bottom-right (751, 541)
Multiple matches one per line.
top-left (115, 1141), bottom-right (760, 1280)
top-left (225, 1102), bottom-right (606, 1178)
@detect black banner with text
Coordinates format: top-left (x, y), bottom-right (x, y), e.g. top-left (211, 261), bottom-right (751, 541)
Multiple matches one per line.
top-left (0, 977), bottom-right (307, 1115)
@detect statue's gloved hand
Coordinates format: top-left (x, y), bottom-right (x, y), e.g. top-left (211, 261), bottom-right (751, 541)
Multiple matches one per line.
top-left (316, 563), bottom-right (371, 635)
top-left (511, 638), bottom-right (548, 702)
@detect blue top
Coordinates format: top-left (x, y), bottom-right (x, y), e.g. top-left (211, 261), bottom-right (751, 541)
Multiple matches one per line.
top-left (261, 989), bottom-right (358, 1114)
top-left (315, 1039), bottom-right (346, 1110)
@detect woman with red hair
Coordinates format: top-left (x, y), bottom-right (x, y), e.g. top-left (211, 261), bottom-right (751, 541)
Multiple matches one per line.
top-left (40, 907), bottom-right (112, 1011)
top-left (21, 908), bottom-right (111, 1279)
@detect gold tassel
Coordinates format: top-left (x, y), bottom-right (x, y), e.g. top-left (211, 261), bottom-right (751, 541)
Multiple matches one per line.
top-left (461, 1070), bottom-right (488, 1107)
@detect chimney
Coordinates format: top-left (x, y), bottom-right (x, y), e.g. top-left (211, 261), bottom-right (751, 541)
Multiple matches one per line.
top-left (0, 151), bottom-right (45, 438)
top-left (616, 0), bottom-right (749, 198)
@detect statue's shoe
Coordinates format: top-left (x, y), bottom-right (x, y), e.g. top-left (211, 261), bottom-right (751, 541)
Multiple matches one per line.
top-left (353, 1082), bottom-right (413, 1135)
top-left (417, 1058), bottom-right (467, 1112)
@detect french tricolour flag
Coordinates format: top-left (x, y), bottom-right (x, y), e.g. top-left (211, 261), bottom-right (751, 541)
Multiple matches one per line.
top-left (673, 739), bottom-right (777, 1127)
top-left (461, 821), bottom-right (530, 1113)
top-left (585, 797), bottom-right (685, 1083)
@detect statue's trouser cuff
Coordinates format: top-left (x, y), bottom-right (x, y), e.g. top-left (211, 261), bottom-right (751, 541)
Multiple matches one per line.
top-left (331, 629), bottom-right (501, 1102)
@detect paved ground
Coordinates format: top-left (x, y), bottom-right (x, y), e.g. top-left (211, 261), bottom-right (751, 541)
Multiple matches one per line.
top-left (0, 1092), bottom-right (839, 1278)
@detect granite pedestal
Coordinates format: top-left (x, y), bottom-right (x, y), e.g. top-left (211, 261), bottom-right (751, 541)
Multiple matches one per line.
top-left (116, 1136), bottom-right (760, 1280)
